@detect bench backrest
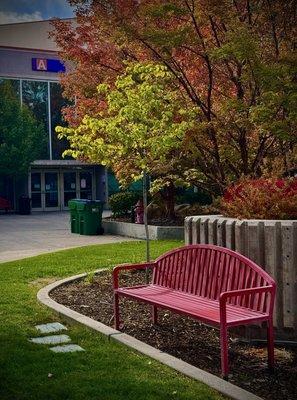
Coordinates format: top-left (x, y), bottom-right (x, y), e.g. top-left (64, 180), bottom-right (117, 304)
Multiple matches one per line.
top-left (153, 244), bottom-right (275, 313)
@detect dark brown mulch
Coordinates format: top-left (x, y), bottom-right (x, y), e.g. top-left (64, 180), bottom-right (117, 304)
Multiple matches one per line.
top-left (105, 216), bottom-right (185, 226)
top-left (51, 270), bottom-right (297, 400)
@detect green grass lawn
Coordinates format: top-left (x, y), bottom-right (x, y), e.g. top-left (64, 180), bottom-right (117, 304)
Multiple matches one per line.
top-left (0, 240), bottom-right (225, 400)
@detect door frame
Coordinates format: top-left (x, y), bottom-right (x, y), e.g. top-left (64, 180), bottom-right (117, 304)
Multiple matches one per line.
top-left (30, 170), bottom-right (60, 211)
top-left (61, 169), bottom-right (95, 210)
top-left (29, 170), bottom-right (43, 211)
top-left (60, 170), bottom-right (79, 211)
top-left (43, 170), bottom-right (60, 211)
top-left (30, 168), bottom-right (96, 211)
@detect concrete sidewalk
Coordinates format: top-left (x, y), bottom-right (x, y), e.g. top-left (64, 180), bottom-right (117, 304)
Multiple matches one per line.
top-left (0, 212), bottom-right (136, 263)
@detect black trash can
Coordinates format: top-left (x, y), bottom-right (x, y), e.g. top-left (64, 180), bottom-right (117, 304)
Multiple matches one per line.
top-left (19, 196), bottom-right (31, 215)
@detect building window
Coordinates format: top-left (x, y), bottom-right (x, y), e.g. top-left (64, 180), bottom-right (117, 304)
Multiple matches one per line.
top-left (50, 82), bottom-right (70, 160)
top-left (22, 80), bottom-right (49, 158)
top-left (1, 78), bottom-right (70, 161)
top-left (0, 78), bottom-right (20, 99)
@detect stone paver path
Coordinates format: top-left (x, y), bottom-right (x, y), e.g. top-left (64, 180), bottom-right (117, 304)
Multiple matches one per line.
top-left (30, 321), bottom-right (85, 353)
top-left (50, 344), bottom-right (85, 353)
top-left (29, 334), bottom-right (71, 345)
top-left (35, 322), bottom-right (67, 334)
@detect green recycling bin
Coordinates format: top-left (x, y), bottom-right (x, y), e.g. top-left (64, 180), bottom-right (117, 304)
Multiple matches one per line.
top-left (77, 200), bottom-right (104, 235)
top-left (68, 199), bottom-right (80, 233)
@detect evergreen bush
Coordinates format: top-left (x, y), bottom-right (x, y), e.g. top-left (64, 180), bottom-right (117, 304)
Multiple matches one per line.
top-left (109, 191), bottom-right (140, 217)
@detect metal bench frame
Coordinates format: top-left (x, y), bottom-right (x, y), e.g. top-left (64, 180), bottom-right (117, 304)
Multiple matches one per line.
top-left (113, 244), bottom-right (276, 378)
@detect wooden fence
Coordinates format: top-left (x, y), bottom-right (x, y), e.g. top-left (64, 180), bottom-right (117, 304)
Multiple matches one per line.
top-left (185, 215), bottom-right (297, 339)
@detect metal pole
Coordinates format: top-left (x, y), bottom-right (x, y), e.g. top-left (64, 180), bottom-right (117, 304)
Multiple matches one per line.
top-left (47, 81), bottom-right (53, 160)
top-left (143, 171), bottom-right (150, 283)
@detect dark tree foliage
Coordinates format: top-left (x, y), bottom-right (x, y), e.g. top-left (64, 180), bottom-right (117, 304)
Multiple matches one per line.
top-left (0, 81), bottom-right (47, 176)
top-left (52, 0), bottom-right (297, 194)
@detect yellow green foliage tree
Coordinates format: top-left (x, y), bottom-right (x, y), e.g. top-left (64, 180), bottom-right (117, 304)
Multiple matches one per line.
top-left (57, 63), bottom-right (197, 216)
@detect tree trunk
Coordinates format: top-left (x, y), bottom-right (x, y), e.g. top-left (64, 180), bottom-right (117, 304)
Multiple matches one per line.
top-left (161, 182), bottom-right (176, 219)
top-left (143, 171), bottom-right (150, 284)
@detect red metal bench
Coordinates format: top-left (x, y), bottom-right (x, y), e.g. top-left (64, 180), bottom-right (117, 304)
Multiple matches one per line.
top-left (0, 197), bottom-right (11, 212)
top-left (113, 244), bottom-right (276, 378)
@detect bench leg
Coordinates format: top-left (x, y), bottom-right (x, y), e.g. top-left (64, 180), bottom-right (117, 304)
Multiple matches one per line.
top-left (152, 306), bottom-right (158, 324)
top-left (114, 293), bottom-right (120, 330)
top-left (220, 324), bottom-right (229, 379)
top-left (267, 319), bottom-right (275, 370)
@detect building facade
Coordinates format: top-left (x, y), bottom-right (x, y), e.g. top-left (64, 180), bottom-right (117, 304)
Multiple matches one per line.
top-left (0, 20), bottom-right (107, 211)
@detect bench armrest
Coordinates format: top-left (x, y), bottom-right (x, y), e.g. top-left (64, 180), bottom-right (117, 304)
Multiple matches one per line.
top-left (113, 262), bottom-right (156, 289)
top-left (220, 286), bottom-right (275, 302)
top-left (219, 286), bottom-right (275, 322)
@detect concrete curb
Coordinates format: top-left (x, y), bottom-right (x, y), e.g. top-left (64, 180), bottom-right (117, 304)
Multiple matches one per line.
top-left (37, 271), bottom-right (263, 400)
top-left (102, 220), bottom-right (184, 240)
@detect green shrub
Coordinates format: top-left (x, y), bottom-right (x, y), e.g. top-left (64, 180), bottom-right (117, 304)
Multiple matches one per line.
top-left (109, 191), bottom-right (140, 217)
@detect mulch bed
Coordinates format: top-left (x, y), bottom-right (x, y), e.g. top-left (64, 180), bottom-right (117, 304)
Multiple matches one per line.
top-left (105, 216), bottom-right (185, 226)
top-left (51, 270), bottom-right (297, 400)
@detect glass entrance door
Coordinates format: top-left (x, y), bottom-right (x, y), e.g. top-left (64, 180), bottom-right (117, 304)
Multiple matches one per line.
top-left (31, 171), bottom-right (59, 211)
top-left (44, 172), bottom-right (59, 210)
top-left (61, 170), bottom-right (94, 210)
top-left (80, 171), bottom-right (92, 200)
top-left (31, 172), bottom-right (42, 210)
top-left (30, 169), bottom-right (94, 211)
top-left (63, 172), bottom-right (77, 208)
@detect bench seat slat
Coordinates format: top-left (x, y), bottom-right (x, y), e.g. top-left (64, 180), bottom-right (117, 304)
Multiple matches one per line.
top-left (117, 284), bottom-right (269, 326)
top-left (113, 244), bottom-right (276, 378)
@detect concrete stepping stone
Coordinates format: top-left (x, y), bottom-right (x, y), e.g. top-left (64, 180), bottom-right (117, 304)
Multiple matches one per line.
top-left (29, 334), bottom-right (71, 345)
top-left (50, 344), bottom-right (85, 353)
top-left (35, 322), bottom-right (67, 334)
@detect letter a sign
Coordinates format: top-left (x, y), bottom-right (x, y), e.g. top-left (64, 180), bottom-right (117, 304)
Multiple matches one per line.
top-left (36, 59), bottom-right (47, 71)
top-left (32, 58), bottom-right (66, 73)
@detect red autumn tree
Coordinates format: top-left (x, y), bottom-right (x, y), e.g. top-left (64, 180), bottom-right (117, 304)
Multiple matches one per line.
top-left (51, 0), bottom-right (297, 195)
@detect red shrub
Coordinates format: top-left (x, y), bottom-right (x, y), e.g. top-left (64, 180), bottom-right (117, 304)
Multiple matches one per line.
top-left (221, 178), bottom-right (297, 219)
